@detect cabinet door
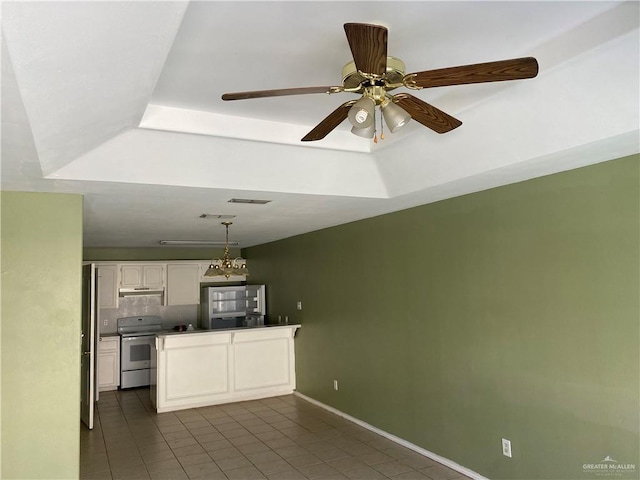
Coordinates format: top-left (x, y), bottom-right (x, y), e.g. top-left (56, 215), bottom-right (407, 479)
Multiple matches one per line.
top-left (143, 265), bottom-right (165, 288)
top-left (120, 264), bottom-right (166, 288)
top-left (97, 265), bottom-right (118, 308)
top-left (120, 265), bottom-right (142, 288)
top-left (98, 352), bottom-right (119, 390)
top-left (167, 264), bottom-right (200, 306)
top-left (98, 337), bottom-right (120, 391)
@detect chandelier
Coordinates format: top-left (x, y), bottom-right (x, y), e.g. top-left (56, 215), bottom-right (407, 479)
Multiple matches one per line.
top-left (204, 222), bottom-right (249, 278)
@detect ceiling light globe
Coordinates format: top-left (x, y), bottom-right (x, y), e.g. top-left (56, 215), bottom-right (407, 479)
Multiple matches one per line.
top-left (382, 101), bottom-right (412, 133)
top-left (351, 123), bottom-right (375, 138)
top-left (348, 96), bottom-right (375, 128)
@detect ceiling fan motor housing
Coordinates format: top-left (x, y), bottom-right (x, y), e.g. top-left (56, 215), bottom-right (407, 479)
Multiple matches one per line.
top-left (341, 56), bottom-right (406, 92)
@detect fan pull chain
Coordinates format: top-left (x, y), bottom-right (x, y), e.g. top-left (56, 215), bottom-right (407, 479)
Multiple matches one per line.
top-left (373, 107), bottom-right (378, 143)
top-left (379, 107), bottom-right (385, 140)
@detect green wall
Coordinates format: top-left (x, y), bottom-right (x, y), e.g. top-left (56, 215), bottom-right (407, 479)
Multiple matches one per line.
top-left (244, 155), bottom-right (640, 480)
top-left (1, 191), bottom-right (83, 479)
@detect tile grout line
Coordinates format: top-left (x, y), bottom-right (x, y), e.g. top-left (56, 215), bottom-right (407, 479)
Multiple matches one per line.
top-left (84, 391), bottom-right (471, 480)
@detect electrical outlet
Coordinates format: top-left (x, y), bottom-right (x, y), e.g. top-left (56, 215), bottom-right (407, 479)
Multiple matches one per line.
top-left (333, 380), bottom-right (338, 391)
top-left (297, 301), bottom-right (303, 310)
top-left (103, 319), bottom-right (109, 326)
top-left (502, 438), bottom-right (512, 458)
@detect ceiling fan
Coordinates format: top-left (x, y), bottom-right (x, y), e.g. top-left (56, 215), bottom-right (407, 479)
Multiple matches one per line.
top-left (222, 23), bottom-right (538, 142)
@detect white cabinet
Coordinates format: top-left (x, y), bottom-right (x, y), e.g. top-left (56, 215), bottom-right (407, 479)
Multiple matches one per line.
top-left (167, 264), bottom-right (200, 305)
top-left (152, 325), bottom-right (300, 413)
top-left (98, 336), bottom-right (120, 392)
top-left (97, 265), bottom-right (118, 308)
top-left (120, 264), bottom-right (165, 288)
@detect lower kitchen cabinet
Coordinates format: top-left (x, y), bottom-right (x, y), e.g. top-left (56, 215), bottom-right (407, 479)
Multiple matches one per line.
top-left (98, 336), bottom-right (120, 391)
top-left (151, 325), bottom-right (300, 413)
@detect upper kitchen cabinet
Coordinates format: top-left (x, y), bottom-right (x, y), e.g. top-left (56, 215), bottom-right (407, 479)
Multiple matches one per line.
top-left (120, 264), bottom-right (166, 289)
top-left (97, 265), bottom-right (118, 308)
top-left (167, 264), bottom-right (200, 306)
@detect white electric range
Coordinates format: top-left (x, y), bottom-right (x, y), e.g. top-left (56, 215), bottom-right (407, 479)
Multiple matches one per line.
top-left (117, 316), bottom-right (163, 389)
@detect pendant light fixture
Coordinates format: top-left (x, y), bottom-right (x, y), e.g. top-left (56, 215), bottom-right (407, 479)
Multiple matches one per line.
top-left (204, 221), bottom-right (249, 278)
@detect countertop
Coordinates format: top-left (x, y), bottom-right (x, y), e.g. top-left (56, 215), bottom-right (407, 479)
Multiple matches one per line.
top-left (157, 324), bottom-right (301, 337)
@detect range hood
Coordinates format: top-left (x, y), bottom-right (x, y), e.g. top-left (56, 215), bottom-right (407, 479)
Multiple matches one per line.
top-left (118, 287), bottom-right (165, 298)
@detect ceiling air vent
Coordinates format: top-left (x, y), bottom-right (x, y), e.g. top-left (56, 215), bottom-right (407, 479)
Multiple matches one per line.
top-left (199, 214), bottom-right (237, 219)
top-left (228, 198), bottom-right (271, 205)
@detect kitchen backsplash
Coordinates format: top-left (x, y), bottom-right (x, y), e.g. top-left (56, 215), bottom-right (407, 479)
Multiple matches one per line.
top-left (99, 296), bottom-right (198, 334)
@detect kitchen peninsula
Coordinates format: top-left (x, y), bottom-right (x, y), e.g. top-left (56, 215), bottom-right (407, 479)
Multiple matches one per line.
top-left (150, 324), bottom-right (300, 413)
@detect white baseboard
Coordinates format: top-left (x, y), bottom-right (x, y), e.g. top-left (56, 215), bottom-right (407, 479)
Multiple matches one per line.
top-left (294, 391), bottom-right (489, 480)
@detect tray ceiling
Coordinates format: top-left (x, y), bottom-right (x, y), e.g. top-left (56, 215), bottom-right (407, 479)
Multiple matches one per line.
top-left (2, 1), bottom-right (638, 248)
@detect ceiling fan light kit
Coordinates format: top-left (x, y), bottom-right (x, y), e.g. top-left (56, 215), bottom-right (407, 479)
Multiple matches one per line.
top-left (222, 23), bottom-right (538, 142)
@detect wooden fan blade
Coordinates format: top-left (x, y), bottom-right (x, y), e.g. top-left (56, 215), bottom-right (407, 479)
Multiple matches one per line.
top-left (301, 101), bottom-right (356, 142)
top-left (222, 86), bottom-right (337, 101)
top-left (344, 23), bottom-right (388, 76)
top-left (405, 57), bottom-right (539, 89)
top-left (392, 93), bottom-right (462, 134)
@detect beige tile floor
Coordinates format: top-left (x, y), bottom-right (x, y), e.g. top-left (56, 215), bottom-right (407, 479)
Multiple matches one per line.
top-left (81, 389), bottom-right (471, 480)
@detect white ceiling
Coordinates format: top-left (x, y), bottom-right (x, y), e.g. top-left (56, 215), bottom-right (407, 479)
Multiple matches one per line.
top-left (2, 1), bottom-right (638, 248)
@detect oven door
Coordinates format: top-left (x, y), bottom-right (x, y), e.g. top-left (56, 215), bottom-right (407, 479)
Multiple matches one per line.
top-left (120, 335), bottom-right (155, 388)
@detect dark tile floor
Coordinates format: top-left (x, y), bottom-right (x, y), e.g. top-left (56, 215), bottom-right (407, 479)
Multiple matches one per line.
top-left (80, 389), bottom-right (471, 480)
